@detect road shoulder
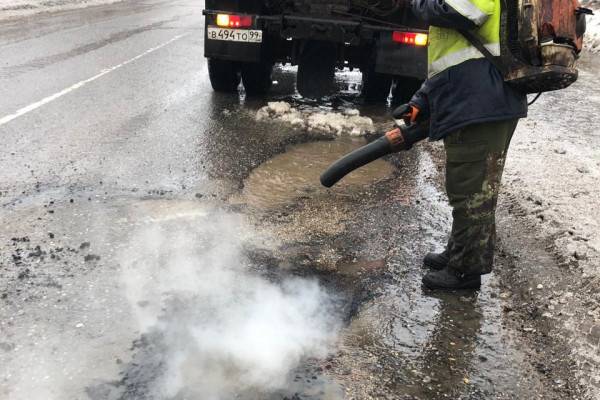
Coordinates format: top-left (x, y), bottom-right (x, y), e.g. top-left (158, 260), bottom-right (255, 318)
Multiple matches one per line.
top-left (496, 199), bottom-right (596, 398)
top-left (0, 0), bottom-right (124, 20)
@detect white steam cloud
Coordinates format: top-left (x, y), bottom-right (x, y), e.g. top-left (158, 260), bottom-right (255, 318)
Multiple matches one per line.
top-left (120, 204), bottom-right (339, 399)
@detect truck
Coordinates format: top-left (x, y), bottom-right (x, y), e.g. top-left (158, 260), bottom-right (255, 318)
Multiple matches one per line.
top-left (202, 0), bottom-right (428, 102)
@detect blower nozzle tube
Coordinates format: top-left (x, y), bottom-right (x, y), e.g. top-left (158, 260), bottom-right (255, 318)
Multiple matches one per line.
top-left (320, 136), bottom-right (392, 188)
top-left (320, 123), bottom-right (428, 188)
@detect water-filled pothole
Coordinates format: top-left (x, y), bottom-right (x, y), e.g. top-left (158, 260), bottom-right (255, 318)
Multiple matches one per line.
top-left (235, 138), bottom-right (395, 209)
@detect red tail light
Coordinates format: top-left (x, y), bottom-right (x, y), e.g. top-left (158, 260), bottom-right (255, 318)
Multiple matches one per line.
top-left (393, 31), bottom-right (428, 46)
top-left (216, 14), bottom-right (253, 28)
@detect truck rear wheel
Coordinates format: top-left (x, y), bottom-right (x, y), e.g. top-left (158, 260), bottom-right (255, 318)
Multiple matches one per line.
top-left (208, 58), bottom-right (241, 93)
top-left (361, 66), bottom-right (393, 103)
top-left (241, 62), bottom-right (273, 96)
top-left (392, 77), bottom-right (423, 104)
top-left (297, 41), bottom-right (336, 99)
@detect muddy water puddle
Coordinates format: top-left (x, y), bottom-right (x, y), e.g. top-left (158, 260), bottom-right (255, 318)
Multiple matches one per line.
top-left (234, 138), bottom-right (395, 209)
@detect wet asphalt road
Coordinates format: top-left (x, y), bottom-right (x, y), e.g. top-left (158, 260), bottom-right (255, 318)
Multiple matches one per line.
top-left (0, 2), bottom-right (373, 398)
top-left (0, 1), bottom-right (595, 399)
top-left (0, 0), bottom-right (215, 203)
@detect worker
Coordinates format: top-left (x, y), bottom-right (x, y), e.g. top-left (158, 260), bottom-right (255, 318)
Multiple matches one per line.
top-left (393, 0), bottom-right (528, 289)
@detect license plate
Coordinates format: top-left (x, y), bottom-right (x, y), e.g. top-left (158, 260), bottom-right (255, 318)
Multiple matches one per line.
top-left (207, 27), bottom-right (262, 43)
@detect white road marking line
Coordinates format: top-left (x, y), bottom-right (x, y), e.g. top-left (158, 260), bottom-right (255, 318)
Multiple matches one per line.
top-left (0, 33), bottom-right (189, 127)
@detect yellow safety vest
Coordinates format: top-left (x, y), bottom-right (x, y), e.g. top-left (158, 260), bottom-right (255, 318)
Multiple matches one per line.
top-left (428, 0), bottom-right (501, 77)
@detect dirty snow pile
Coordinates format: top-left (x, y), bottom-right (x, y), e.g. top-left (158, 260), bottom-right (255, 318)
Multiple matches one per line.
top-left (499, 79), bottom-right (600, 398)
top-left (503, 80), bottom-right (600, 291)
top-left (584, 11), bottom-right (600, 52)
top-left (256, 101), bottom-right (375, 136)
top-left (0, 0), bottom-right (122, 19)
top-left (504, 87), bottom-right (600, 274)
top-left (582, 1), bottom-right (600, 52)
top-left (120, 207), bottom-right (339, 399)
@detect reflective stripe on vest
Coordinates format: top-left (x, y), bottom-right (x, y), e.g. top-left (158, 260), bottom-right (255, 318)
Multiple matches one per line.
top-left (427, 0), bottom-right (500, 77)
top-left (446, 0), bottom-right (489, 26)
top-left (429, 43), bottom-right (500, 76)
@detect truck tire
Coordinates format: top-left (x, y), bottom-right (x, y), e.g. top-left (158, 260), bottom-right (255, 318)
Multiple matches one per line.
top-left (241, 62), bottom-right (273, 96)
top-left (297, 41), bottom-right (336, 99)
top-left (392, 77), bottom-right (424, 104)
top-left (361, 67), bottom-right (393, 103)
top-left (208, 58), bottom-right (241, 93)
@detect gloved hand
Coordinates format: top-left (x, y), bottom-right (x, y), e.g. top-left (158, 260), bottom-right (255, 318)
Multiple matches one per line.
top-left (384, 120), bottom-right (429, 151)
top-left (392, 103), bottom-right (421, 125)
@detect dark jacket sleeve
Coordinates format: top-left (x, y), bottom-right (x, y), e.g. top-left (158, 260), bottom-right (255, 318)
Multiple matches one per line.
top-left (411, 0), bottom-right (489, 31)
top-left (407, 72), bottom-right (448, 118)
top-left (409, 82), bottom-right (430, 118)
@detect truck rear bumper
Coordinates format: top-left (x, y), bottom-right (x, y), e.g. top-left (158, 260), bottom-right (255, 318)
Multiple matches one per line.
top-left (203, 10), bottom-right (428, 79)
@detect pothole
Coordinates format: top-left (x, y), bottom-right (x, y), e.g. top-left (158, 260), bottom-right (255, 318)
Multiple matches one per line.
top-left (234, 138), bottom-right (395, 209)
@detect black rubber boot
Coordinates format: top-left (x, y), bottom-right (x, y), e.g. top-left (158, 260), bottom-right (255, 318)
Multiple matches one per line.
top-left (423, 251), bottom-right (449, 270)
top-left (422, 267), bottom-right (481, 290)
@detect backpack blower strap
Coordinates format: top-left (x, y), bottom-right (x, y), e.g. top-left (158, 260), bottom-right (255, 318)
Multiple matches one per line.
top-left (457, 29), bottom-right (507, 76)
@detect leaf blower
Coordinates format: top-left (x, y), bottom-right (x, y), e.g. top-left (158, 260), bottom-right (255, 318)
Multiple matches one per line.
top-left (320, 118), bottom-right (429, 188)
top-left (458, 0), bottom-right (593, 94)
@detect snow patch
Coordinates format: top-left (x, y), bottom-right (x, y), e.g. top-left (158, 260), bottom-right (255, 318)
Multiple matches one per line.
top-left (0, 0), bottom-right (123, 20)
top-left (256, 101), bottom-right (375, 136)
top-left (584, 7), bottom-right (600, 53)
top-left (504, 84), bottom-right (600, 273)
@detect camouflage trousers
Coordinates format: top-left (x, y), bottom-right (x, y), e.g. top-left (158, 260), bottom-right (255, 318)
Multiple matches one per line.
top-left (443, 119), bottom-right (519, 276)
